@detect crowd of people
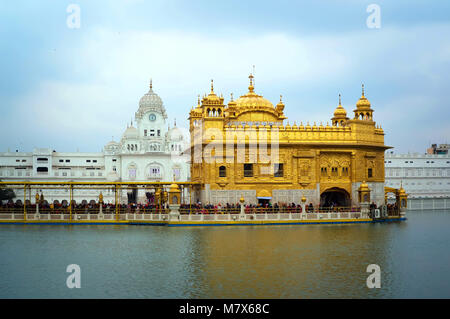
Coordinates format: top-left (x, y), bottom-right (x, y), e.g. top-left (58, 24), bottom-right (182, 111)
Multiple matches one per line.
top-left (0, 199), bottom-right (400, 215)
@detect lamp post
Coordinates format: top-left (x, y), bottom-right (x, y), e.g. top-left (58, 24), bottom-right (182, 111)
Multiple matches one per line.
top-left (168, 182), bottom-right (181, 222)
top-left (239, 195), bottom-right (245, 220)
top-left (99, 191), bottom-right (104, 219)
top-left (301, 193), bottom-right (307, 219)
top-left (35, 192), bottom-right (40, 217)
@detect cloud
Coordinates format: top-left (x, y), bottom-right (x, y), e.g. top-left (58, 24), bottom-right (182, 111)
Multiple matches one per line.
top-left (2, 22), bottom-right (450, 153)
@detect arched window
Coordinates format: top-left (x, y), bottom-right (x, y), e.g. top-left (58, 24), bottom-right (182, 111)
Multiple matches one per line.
top-left (149, 165), bottom-right (162, 179)
top-left (219, 166), bottom-right (226, 177)
top-left (173, 167), bottom-right (181, 180)
top-left (128, 164), bottom-right (137, 180)
top-left (331, 167), bottom-right (338, 177)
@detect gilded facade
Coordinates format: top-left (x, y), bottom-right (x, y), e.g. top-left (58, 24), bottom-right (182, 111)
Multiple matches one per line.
top-left (189, 75), bottom-right (389, 206)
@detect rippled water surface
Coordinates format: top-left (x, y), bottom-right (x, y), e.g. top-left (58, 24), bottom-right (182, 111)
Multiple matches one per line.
top-left (1, 210), bottom-right (449, 298)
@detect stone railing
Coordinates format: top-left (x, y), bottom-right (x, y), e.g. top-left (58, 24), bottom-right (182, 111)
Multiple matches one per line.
top-left (0, 211), bottom-right (370, 222)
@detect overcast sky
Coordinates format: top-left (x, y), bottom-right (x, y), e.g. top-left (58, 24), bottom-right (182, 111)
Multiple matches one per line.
top-left (1, 0), bottom-right (449, 154)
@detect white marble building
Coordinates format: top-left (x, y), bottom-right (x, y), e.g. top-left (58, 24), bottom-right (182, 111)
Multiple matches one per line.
top-left (384, 151), bottom-right (450, 199)
top-left (0, 81), bottom-right (190, 204)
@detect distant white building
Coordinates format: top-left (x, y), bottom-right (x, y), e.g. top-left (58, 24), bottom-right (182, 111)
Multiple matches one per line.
top-left (0, 80), bottom-right (190, 204)
top-left (385, 151), bottom-right (450, 199)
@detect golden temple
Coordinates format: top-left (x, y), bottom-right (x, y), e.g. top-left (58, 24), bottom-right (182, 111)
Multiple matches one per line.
top-left (189, 74), bottom-right (390, 207)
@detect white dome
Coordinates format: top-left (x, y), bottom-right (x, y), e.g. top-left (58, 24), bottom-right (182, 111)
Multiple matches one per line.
top-left (136, 80), bottom-right (167, 119)
top-left (104, 140), bottom-right (120, 154)
top-left (139, 89), bottom-right (162, 109)
top-left (122, 126), bottom-right (139, 139)
top-left (168, 126), bottom-right (184, 141)
top-left (105, 140), bottom-right (120, 148)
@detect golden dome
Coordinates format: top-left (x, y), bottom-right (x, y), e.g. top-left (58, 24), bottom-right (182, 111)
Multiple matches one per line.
top-left (398, 182), bottom-right (406, 196)
top-left (359, 181), bottom-right (370, 191)
top-left (334, 106), bottom-right (347, 116)
top-left (327, 94), bottom-right (348, 125)
top-left (169, 183), bottom-right (180, 192)
top-left (334, 94), bottom-right (347, 117)
top-left (234, 74), bottom-right (274, 109)
top-left (228, 93), bottom-right (237, 107)
top-left (356, 84), bottom-right (371, 109)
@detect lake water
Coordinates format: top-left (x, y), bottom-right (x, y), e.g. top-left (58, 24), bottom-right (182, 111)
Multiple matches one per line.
top-left (0, 210), bottom-right (449, 298)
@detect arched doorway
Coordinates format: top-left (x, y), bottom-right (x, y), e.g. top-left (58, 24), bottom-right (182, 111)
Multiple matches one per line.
top-left (257, 189), bottom-right (272, 206)
top-left (320, 188), bottom-right (350, 208)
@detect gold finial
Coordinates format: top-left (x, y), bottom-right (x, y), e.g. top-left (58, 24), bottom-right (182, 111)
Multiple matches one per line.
top-left (230, 92), bottom-right (234, 101)
top-left (211, 79), bottom-right (214, 93)
top-left (362, 84), bottom-right (365, 97)
top-left (280, 94), bottom-right (283, 102)
top-left (339, 93), bottom-right (341, 105)
top-left (248, 73), bottom-right (254, 93)
top-left (197, 94), bottom-right (200, 105)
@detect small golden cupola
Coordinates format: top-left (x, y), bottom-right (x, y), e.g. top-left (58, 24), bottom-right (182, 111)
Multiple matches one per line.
top-left (226, 93), bottom-right (238, 119)
top-left (331, 94), bottom-right (349, 126)
top-left (354, 84), bottom-right (374, 121)
top-left (276, 95), bottom-right (285, 114)
top-left (188, 94), bottom-right (204, 129)
top-left (202, 79), bottom-right (225, 118)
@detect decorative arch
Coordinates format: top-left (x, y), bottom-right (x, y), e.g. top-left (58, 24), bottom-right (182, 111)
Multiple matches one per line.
top-left (127, 162), bottom-right (137, 180)
top-left (145, 161), bottom-right (164, 180)
top-left (257, 189), bottom-right (272, 198)
top-left (219, 165), bottom-right (226, 177)
top-left (320, 187), bottom-right (351, 207)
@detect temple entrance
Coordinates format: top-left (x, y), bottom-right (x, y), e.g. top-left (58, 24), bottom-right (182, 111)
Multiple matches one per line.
top-left (257, 190), bottom-right (272, 206)
top-left (257, 197), bottom-right (271, 206)
top-left (320, 188), bottom-right (350, 208)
